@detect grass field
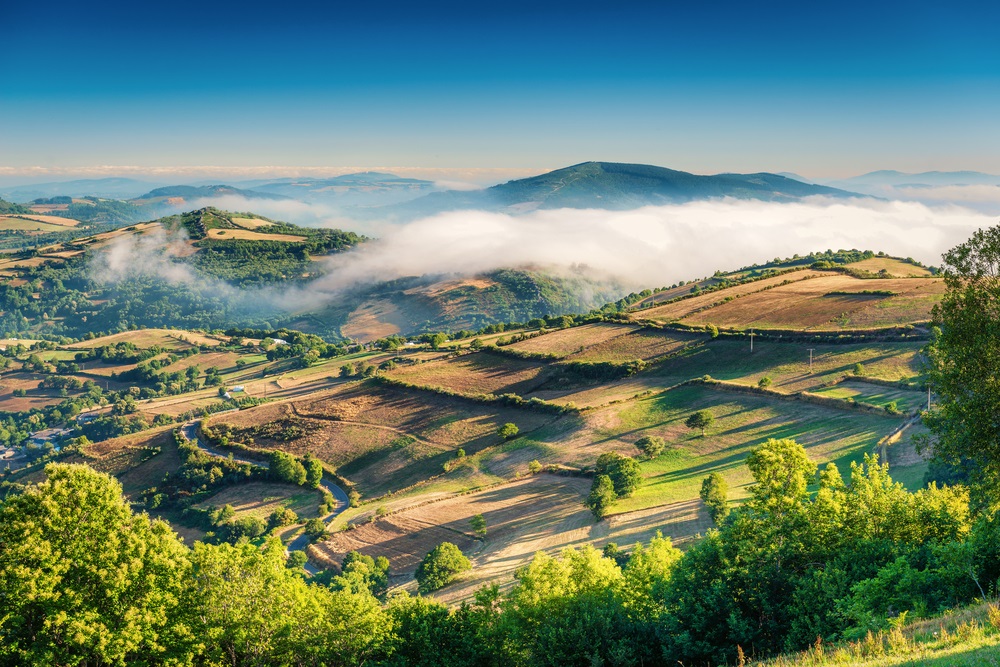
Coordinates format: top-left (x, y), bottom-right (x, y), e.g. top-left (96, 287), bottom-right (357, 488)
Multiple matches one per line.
top-left (230, 217), bottom-right (272, 229)
top-left (0, 216), bottom-right (78, 232)
top-left (205, 229), bottom-right (306, 242)
top-left (755, 603), bottom-right (1000, 666)
top-left (67, 328), bottom-right (223, 350)
top-left (210, 382), bottom-right (559, 498)
top-left (638, 270), bottom-right (822, 322)
top-left (813, 380), bottom-right (927, 413)
top-left (507, 323), bottom-right (638, 357)
top-left (680, 275), bottom-right (942, 330)
top-left (568, 328), bottom-right (702, 363)
top-left (194, 482), bottom-right (323, 521)
top-left (845, 256), bottom-right (934, 277)
top-left (387, 353), bottom-right (550, 396)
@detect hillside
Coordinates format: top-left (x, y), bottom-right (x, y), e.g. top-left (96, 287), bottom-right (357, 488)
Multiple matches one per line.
top-left (249, 171), bottom-right (438, 206)
top-left (387, 161), bottom-right (861, 217)
top-left (135, 184), bottom-right (290, 202)
top-left (0, 197), bottom-right (32, 215)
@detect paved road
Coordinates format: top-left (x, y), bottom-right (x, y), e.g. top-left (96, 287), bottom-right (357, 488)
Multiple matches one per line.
top-left (182, 420), bottom-right (350, 570)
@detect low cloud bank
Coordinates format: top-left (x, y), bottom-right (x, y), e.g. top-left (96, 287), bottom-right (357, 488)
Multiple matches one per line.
top-left (304, 197), bottom-right (994, 295)
top-left (93, 197), bottom-right (998, 319)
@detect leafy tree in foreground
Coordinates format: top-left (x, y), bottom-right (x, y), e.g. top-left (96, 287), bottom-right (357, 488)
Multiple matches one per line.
top-left (0, 464), bottom-right (194, 666)
top-left (699, 472), bottom-right (729, 524)
top-left (685, 409), bottom-right (715, 437)
top-left (925, 224), bottom-right (1000, 499)
top-left (415, 542), bottom-right (471, 593)
top-left (587, 474), bottom-right (617, 519)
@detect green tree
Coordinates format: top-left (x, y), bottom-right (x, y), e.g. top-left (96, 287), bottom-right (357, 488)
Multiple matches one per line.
top-left (470, 513), bottom-right (487, 538)
top-left (498, 422), bottom-right (519, 440)
top-left (304, 517), bottom-right (326, 541)
top-left (925, 225), bottom-right (1000, 497)
top-left (0, 464), bottom-right (194, 665)
top-left (594, 452), bottom-right (643, 497)
top-left (415, 542), bottom-right (471, 593)
top-left (758, 375), bottom-right (773, 388)
top-left (586, 474), bottom-right (617, 519)
top-left (685, 409), bottom-right (715, 437)
top-left (635, 435), bottom-right (665, 459)
top-left (269, 450), bottom-right (307, 485)
top-left (304, 454), bottom-right (323, 489)
top-left (853, 362), bottom-right (866, 376)
top-left (699, 472), bottom-right (729, 524)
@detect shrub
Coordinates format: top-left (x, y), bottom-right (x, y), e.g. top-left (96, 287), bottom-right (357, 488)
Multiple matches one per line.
top-left (635, 435), bottom-right (665, 459)
top-left (587, 475), bottom-right (617, 519)
top-left (699, 472), bottom-right (729, 524)
top-left (594, 452), bottom-right (642, 498)
top-left (304, 518), bottom-right (326, 542)
top-left (415, 542), bottom-right (471, 593)
top-left (498, 423), bottom-right (519, 440)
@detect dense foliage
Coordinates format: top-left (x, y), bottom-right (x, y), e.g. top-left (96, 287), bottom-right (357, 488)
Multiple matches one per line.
top-left (2, 445), bottom-right (992, 666)
top-left (925, 225), bottom-right (1000, 501)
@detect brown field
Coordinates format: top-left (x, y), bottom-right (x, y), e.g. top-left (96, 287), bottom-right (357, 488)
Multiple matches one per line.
top-left (81, 426), bottom-right (180, 497)
top-left (507, 323), bottom-right (638, 357)
top-left (0, 373), bottom-right (68, 412)
top-left (0, 216), bottom-right (76, 233)
top-left (193, 482), bottom-right (323, 521)
top-left (205, 228), bottom-right (305, 242)
top-left (387, 354), bottom-right (549, 396)
top-left (209, 382), bottom-right (558, 497)
top-left (14, 214), bottom-right (79, 226)
top-left (29, 204), bottom-right (70, 213)
top-left (230, 217), bottom-right (272, 229)
top-left (638, 270), bottom-right (823, 322)
top-left (846, 257), bottom-right (934, 277)
top-left (569, 328), bottom-right (703, 363)
top-left (68, 328), bottom-right (223, 350)
top-left (161, 351), bottom-right (243, 374)
top-left (313, 473), bottom-right (713, 602)
top-left (341, 299), bottom-right (411, 341)
top-left (680, 275), bottom-right (943, 330)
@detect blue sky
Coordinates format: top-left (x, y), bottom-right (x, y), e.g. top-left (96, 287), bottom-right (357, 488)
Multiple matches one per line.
top-left (2, 0), bottom-right (998, 182)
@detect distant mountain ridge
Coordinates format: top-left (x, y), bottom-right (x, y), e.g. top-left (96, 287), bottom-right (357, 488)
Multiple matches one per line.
top-left (135, 184), bottom-right (289, 201)
top-left (384, 161), bottom-right (859, 217)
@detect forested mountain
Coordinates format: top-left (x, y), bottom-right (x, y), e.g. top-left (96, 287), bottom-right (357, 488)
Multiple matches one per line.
top-left (136, 184), bottom-right (290, 201)
top-left (385, 162), bottom-right (860, 217)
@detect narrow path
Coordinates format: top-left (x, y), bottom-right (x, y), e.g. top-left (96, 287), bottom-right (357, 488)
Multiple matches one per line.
top-left (181, 420), bottom-right (350, 572)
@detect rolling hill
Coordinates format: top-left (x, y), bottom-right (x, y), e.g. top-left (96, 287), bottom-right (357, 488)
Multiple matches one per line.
top-left (385, 161), bottom-right (862, 217)
top-left (248, 171), bottom-right (438, 206)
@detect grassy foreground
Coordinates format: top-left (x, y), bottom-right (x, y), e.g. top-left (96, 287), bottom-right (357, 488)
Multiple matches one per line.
top-left (756, 603), bottom-right (1000, 667)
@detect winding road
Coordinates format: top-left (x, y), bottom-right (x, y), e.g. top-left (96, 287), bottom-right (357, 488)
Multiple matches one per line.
top-left (181, 420), bottom-right (350, 568)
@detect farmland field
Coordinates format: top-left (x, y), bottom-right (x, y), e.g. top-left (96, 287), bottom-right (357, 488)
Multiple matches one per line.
top-left (567, 328), bottom-right (702, 363)
top-left (205, 228), bottom-right (306, 242)
top-left (680, 275), bottom-right (942, 330)
top-left (506, 323), bottom-right (638, 357)
top-left (193, 482), bottom-right (323, 521)
top-left (846, 256), bottom-right (934, 276)
top-left (67, 328), bottom-right (224, 349)
top-left (386, 353), bottom-right (550, 396)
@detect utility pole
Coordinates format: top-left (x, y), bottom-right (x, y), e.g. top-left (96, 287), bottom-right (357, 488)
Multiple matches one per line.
top-left (749, 331), bottom-right (755, 353)
top-left (927, 384), bottom-right (932, 411)
top-left (807, 348), bottom-right (815, 373)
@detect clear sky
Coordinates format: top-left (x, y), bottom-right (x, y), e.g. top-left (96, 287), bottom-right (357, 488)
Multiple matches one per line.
top-left (2, 0), bottom-right (998, 182)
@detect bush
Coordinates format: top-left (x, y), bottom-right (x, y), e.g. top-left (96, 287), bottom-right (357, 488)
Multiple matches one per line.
top-left (586, 474), bottom-right (617, 520)
top-left (415, 542), bottom-right (471, 593)
top-left (635, 435), bottom-right (665, 459)
top-left (303, 518), bottom-right (326, 542)
top-left (267, 507), bottom-right (298, 531)
top-left (528, 460), bottom-right (542, 474)
top-left (699, 472), bottom-right (729, 524)
top-left (470, 513), bottom-right (487, 538)
top-left (758, 376), bottom-right (773, 388)
top-left (594, 452), bottom-right (643, 498)
top-left (498, 423), bottom-right (519, 440)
